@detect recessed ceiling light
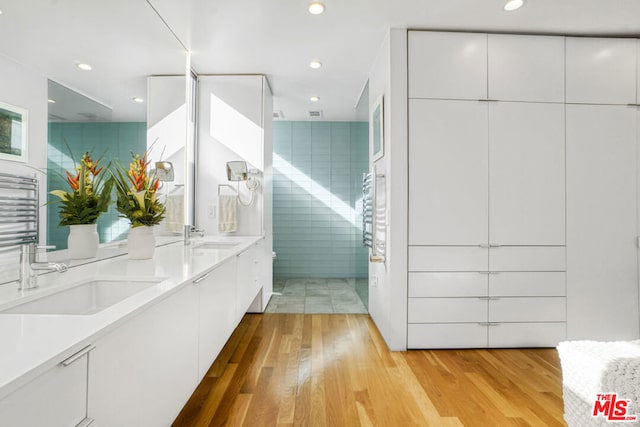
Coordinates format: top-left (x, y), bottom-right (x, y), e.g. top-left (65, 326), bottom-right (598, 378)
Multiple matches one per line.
top-left (132, 97), bottom-right (145, 103)
top-left (0, 10), bottom-right (4, 15)
top-left (310, 96), bottom-right (320, 102)
top-left (76, 62), bottom-right (92, 71)
top-left (309, 60), bottom-right (322, 69)
top-left (47, 99), bottom-right (56, 104)
top-left (503, 0), bottom-right (525, 11)
top-left (308, 2), bottom-right (325, 15)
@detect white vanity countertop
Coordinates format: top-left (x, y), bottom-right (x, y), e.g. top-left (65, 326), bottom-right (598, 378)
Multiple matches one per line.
top-left (0, 235), bottom-right (263, 400)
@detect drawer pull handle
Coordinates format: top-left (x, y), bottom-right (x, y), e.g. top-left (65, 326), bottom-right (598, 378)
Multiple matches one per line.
top-left (489, 244), bottom-right (501, 248)
top-left (477, 297), bottom-right (501, 301)
top-left (76, 418), bottom-right (95, 427)
top-left (477, 271), bottom-right (499, 275)
top-left (192, 273), bottom-right (210, 284)
top-left (478, 322), bottom-right (501, 326)
top-left (61, 344), bottom-right (95, 367)
top-left (478, 244), bottom-right (490, 248)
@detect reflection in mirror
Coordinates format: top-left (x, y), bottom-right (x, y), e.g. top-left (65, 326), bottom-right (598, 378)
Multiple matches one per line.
top-left (227, 161), bottom-right (248, 181)
top-left (46, 80), bottom-right (147, 250)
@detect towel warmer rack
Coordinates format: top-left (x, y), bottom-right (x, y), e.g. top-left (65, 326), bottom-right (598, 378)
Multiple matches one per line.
top-left (362, 165), bottom-right (386, 263)
top-left (0, 172), bottom-right (38, 249)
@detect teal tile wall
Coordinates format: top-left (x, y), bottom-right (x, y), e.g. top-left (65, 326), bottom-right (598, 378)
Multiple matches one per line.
top-left (47, 122), bottom-right (147, 250)
top-left (273, 121), bottom-right (369, 278)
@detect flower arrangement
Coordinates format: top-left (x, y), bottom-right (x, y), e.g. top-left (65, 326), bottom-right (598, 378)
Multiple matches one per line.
top-left (50, 151), bottom-right (113, 226)
top-left (112, 150), bottom-right (165, 228)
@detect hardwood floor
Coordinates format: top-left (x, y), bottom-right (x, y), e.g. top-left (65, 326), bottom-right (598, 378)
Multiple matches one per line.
top-left (173, 314), bottom-right (566, 427)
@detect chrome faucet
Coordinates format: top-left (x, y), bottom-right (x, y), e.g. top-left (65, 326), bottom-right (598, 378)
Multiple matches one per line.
top-left (18, 243), bottom-right (68, 290)
top-left (184, 225), bottom-right (205, 245)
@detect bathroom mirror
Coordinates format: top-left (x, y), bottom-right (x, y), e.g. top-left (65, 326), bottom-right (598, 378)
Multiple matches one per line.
top-left (155, 161), bottom-right (175, 182)
top-left (0, 1), bottom-right (189, 284)
top-left (227, 161), bottom-right (248, 181)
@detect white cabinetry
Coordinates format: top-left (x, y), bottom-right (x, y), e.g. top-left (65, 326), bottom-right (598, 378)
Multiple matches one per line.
top-left (408, 31), bottom-right (487, 100)
top-left (196, 258), bottom-right (237, 378)
top-left (0, 347), bottom-right (92, 427)
top-left (408, 99), bottom-right (488, 245)
top-left (487, 34), bottom-right (564, 103)
top-left (565, 37), bottom-right (637, 105)
top-left (88, 285), bottom-right (199, 426)
top-left (566, 104), bottom-right (639, 340)
top-left (488, 102), bottom-right (565, 245)
top-left (407, 31), bottom-right (567, 349)
top-left (236, 241), bottom-right (262, 322)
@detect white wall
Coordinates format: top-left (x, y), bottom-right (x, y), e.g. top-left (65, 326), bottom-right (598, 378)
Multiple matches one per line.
top-left (0, 53), bottom-right (48, 244)
top-left (367, 29), bottom-right (408, 351)
top-left (195, 75), bottom-right (266, 236)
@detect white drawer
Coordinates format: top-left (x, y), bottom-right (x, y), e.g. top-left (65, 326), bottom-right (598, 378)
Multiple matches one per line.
top-left (489, 246), bottom-right (565, 271)
top-left (408, 323), bottom-right (487, 349)
top-left (489, 297), bottom-right (566, 322)
top-left (488, 322), bottom-right (566, 348)
top-left (409, 246), bottom-right (488, 272)
top-left (408, 298), bottom-right (487, 323)
top-left (489, 272), bottom-right (565, 297)
top-left (409, 272), bottom-right (488, 297)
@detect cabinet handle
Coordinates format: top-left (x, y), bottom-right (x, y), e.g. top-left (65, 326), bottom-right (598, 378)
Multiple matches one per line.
top-left (76, 418), bottom-right (95, 427)
top-left (478, 244), bottom-right (490, 248)
top-left (488, 244), bottom-right (501, 248)
top-left (477, 297), bottom-right (501, 301)
top-left (477, 271), bottom-right (499, 275)
top-left (477, 99), bottom-right (499, 103)
top-left (192, 273), bottom-right (210, 284)
top-left (61, 344), bottom-right (95, 367)
top-left (478, 322), bottom-right (501, 326)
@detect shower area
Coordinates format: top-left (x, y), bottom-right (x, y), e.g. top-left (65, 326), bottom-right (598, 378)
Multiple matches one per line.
top-left (268, 121), bottom-right (369, 314)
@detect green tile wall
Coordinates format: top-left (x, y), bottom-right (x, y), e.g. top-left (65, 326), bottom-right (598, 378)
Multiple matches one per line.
top-left (273, 121), bottom-right (369, 278)
top-left (47, 122), bottom-right (147, 250)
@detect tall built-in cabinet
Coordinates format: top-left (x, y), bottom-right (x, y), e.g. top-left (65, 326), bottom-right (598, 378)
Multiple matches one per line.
top-left (407, 31), bottom-right (640, 348)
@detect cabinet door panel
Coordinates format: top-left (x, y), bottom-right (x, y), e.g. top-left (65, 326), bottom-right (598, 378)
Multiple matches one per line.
top-left (488, 34), bottom-right (564, 102)
top-left (409, 246), bottom-right (488, 272)
top-left (566, 37), bottom-right (637, 105)
top-left (489, 297), bottom-right (566, 322)
top-left (89, 285), bottom-right (198, 426)
top-left (489, 102), bottom-right (565, 245)
top-left (199, 259), bottom-right (238, 378)
top-left (408, 323), bottom-right (487, 349)
top-left (408, 298), bottom-right (487, 323)
top-left (566, 105), bottom-right (639, 340)
top-left (409, 31), bottom-right (487, 100)
top-left (409, 99), bottom-right (488, 245)
top-left (0, 354), bottom-right (87, 427)
top-left (488, 322), bottom-right (566, 348)
top-left (409, 272), bottom-right (488, 297)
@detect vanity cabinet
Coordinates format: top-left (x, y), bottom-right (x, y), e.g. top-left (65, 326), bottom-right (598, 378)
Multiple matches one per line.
top-left (0, 346), bottom-right (92, 427)
top-left (196, 257), bottom-right (237, 378)
top-left (236, 239), bottom-right (264, 322)
top-left (88, 284), bottom-right (199, 426)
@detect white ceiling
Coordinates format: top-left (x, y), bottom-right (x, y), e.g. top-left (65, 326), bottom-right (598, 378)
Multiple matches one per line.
top-left (150, 0), bottom-right (640, 121)
top-left (1, 0), bottom-right (639, 123)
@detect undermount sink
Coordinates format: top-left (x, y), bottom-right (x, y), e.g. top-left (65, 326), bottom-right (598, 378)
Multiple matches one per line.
top-left (2, 278), bottom-right (162, 315)
top-left (194, 241), bottom-right (240, 250)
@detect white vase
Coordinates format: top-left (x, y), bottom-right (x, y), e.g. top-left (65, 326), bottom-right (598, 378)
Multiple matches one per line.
top-left (68, 223), bottom-right (99, 259)
top-left (127, 226), bottom-right (156, 260)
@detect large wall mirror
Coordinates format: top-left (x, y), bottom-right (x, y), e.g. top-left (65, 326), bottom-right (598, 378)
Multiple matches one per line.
top-left (0, 0), bottom-right (190, 283)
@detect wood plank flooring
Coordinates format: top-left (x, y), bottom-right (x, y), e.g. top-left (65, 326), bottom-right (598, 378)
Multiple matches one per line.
top-left (173, 314), bottom-right (566, 427)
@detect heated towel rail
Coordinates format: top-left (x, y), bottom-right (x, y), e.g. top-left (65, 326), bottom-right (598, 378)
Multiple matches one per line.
top-left (0, 172), bottom-right (38, 249)
top-left (362, 165), bottom-right (385, 263)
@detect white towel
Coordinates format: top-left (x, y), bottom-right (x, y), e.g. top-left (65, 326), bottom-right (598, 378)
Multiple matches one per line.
top-left (218, 194), bottom-right (238, 233)
top-left (165, 194), bottom-right (184, 233)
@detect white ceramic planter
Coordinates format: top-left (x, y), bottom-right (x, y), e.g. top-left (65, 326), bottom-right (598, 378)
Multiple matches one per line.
top-left (68, 223), bottom-right (99, 259)
top-left (127, 226), bottom-right (155, 260)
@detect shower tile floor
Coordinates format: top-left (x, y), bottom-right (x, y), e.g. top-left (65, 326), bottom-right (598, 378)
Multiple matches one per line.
top-left (267, 278), bottom-right (369, 314)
